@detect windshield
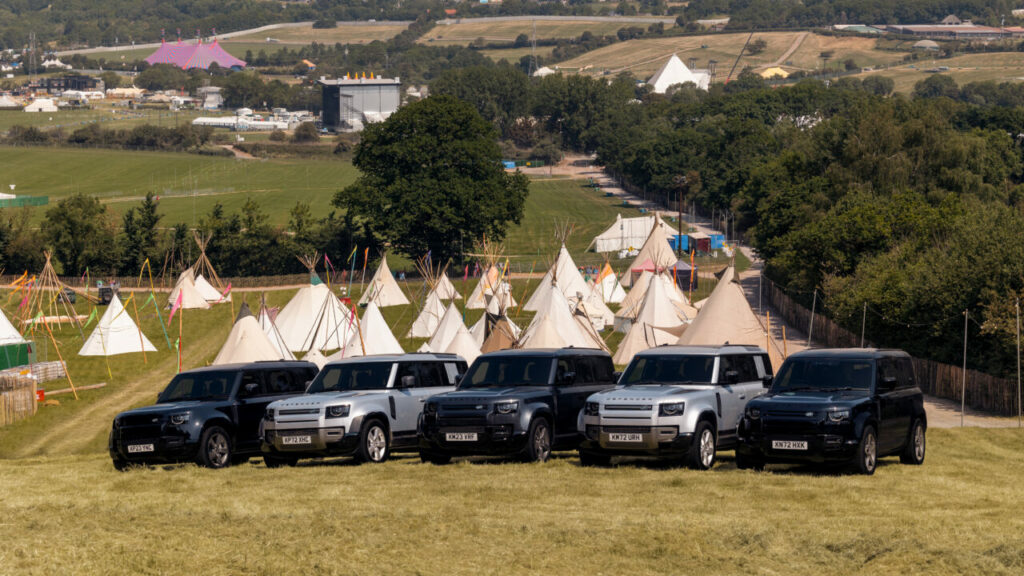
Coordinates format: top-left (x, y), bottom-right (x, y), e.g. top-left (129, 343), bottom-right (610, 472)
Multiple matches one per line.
top-left (772, 358), bottom-right (873, 392)
top-left (460, 357), bottom-right (554, 389)
top-left (158, 371), bottom-right (235, 402)
top-left (621, 355), bottom-right (714, 385)
top-left (307, 363), bottom-right (393, 393)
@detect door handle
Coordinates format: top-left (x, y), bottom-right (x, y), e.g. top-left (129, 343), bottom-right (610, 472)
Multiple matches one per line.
top-left (739, 395), bottom-right (746, 400)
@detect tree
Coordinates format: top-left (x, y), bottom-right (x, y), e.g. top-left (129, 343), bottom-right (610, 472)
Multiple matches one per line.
top-left (745, 38), bottom-right (768, 55)
top-left (41, 193), bottom-right (121, 274)
top-left (334, 95), bottom-right (529, 262)
top-left (100, 71), bottom-right (121, 89)
top-left (291, 122), bottom-right (320, 143)
top-left (134, 64), bottom-right (188, 91)
top-left (120, 193), bottom-right (162, 273)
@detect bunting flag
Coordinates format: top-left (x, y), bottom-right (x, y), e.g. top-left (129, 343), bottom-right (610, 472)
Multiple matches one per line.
top-left (174, 337), bottom-right (180, 351)
top-left (167, 290), bottom-right (183, 327)
top-left (84, 307), bottom-right (98, 328)
top-left (216, 283), bottom-right (232, 303)
top-left (347, 245), bottom-right (358, 263)
top-left (463, 264), bottom-right (469, 281)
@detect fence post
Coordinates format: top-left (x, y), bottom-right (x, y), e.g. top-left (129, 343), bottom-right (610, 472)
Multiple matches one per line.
top-left (961, 310), bottom-right (968, 428)
top-left (807, 289), bottom-right (817, 348)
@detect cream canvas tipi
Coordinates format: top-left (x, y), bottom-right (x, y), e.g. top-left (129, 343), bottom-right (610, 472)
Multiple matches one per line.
top-left (79, 294), bottom-right (157, 356)
top-left (213, 303), bottom-right (288, 365)
top-left (168, 268), bottom-right (211, 310)
top-left (408, 289), bottom-right (446, 338)
top-left (612, 273), bottom-right (692, 365)
top-left (622, 223), bottom-right (679, 287)
top-left (276, 258), bottom-right (354, 352)
top-left (339, 302), bottom-right (403, 358)
top-left (258, 299), bottom-right (295, 361)
top-left (359, 255), bottom-right (410, 307)
top-left (595, 262), bottom-right (626, 303)
top-left (523, 244), bottom-right (591, 311)
top-left (443, 325), bottom-right (481, 364)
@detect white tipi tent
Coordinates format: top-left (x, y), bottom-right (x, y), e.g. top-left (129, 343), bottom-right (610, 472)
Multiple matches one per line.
top-left (524, 244), bottom-right (591, 311)
top-left (79, 294), bottom-right (157, 356)
top-left (595, 262), bottom-right (626, 304)
top-left (469, 296), bottom-right (520, 346)
top-left (0, 309), bottom-right (27, 345)
top-left (258, 303), bottom-right (296, 361)
top-left (589, 213), bottom-right (677, 254)
top-left (676, 266), bottom-right (785, 368)
top-left (648, 54), bottom-right (711, 93)
top-left (622, 223), bottom-right (680, 287)
top-left (358, 256), bottom-right (410, 307)
top-left (303, 348), bottom-right (329, 369)
top-left (195, 274), bottom-right (230, 303)
top-left (466, 265), bottom-right (515, 310)
top-left (168, 269), bottom-right (211, 310)
top-left (213, 304), bottom-right (288, 365)
top-left (408, 289), bottom-right (446, 338)
top-left (428, 302), bottom-right (467, 352)
top-left (339, 302), bottom-right (403, 358)
top-left (612, 273), bottom-right (692, 365)
top-left (275, 280), bottom-right (354, 352)
top-left (617, 273), bottom-right (696, 331)
top-left (443, 325), bottom-right (481, 364)
top-left (434, 274), bottom-right (462, 300)
top-left (518, 283), bottom-right (603, 350)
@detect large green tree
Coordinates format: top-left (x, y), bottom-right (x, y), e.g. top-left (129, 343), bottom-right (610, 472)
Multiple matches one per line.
top-left (334, 95), bottom-right (529, 262)
top-left (41, 193), bottom-right (121, 275)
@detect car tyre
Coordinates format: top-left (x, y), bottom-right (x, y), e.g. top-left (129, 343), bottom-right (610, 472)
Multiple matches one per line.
top-left (686, 421), bottom-right (717, 470)
top-left (523, 418), bottom-right (552, 463)
top-left (356, 420), bottom-right (390, 463)
top-left (735, 451), bottom-right (764, 471)
top-left (197, 426), bottom-right (232, 469)
top-left (578, 450), bottom-right (611, 467)
top-left (419, 450), bottom-right (451, 465)
top-left (264, 454), bottom-right (298, 469)
top-left (855, 425), bottom-right (877, 475)
top-left (112, 457), bottom-right (130, 472)
top-left (899, 419), bottom-right (926, 466)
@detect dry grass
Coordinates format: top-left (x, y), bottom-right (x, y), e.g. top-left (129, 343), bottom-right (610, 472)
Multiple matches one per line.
top-left (418, 20), bottom-right (636, 47)
top-left (479, 45), bottom-right (557, 63)
top-left (855, 52), bottom-right (1024, 94)
top-left (223, 23), bottom-right (407, 46)
top-left (0, 429), bottom-right (1021, 574)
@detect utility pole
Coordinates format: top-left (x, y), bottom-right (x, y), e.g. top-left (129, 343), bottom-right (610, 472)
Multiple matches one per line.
top-left (807, 289), bottom-right (817, 348)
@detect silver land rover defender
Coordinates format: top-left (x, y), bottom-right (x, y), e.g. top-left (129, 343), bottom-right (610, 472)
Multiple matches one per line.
top-left (261, 353), bottom-right (468, 466)
top-left (578, 345), bottom-right (772, 469)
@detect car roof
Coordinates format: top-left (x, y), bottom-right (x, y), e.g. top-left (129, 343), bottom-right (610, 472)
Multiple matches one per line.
top-left (635, 344), bottom-right (767, 356)
top-left (787, 348), bottom-right (909, 360)
top-left (477, 347), bottom-right (611, 358)
top-left (323, 352), bottom-right (465, 367)
top-left (180, 361), bottom-right (317, 374)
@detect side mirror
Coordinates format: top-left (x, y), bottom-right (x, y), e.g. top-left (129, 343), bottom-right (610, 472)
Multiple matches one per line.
top-left (561, 371), bottom-right (576, 384)
top-left (724, 370), bottom-right (739, 385)
top-left (881, 376), bottom-right (898, 390)
top-left (762, 375), bottom-right (773, 389)
top-left (399, 375), bottom-right (416, 389)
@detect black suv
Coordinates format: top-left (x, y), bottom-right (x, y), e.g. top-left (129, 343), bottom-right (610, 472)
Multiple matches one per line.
top-left (418, 348), bottom-right (617, 463)
top-left (736, 348), bottom-right (927, 475)
top-left (109, 361), bottom-right (317, 470)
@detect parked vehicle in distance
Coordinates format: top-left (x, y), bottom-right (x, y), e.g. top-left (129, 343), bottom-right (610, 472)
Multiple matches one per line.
top-left (419, 348), bottom-right (617, 464)
top-left (579, 345), bottom-right (772, 469)
top-left (262, 354), bottom-right (467, 465)
top-left (737, 348), bottom-right (927, 475)
top-left (109, 361), bottom-right (318, 470)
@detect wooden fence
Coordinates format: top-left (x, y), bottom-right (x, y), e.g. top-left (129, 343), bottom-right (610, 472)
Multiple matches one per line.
top-left (0, 373), bottom-right (37, 427)
top-left (763, 276), bottom-right (1021, 417)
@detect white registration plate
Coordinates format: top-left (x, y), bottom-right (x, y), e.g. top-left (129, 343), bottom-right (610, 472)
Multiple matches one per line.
top-left (772, 440), bottom-right (808, 450)
top-left (446, 432), bottom-right (478, 442)
top-left (127, 443), bottom-right (154, 453)
top-left (282, 435), bottom-right (312, 445)
top-left (609, 433), bottom-right (643, 443)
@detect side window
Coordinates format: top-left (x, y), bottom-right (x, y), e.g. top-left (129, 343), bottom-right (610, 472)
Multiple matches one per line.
top-left (733, 356), bottom-right (759, 382)
top-left (443, 362), bottom-right (459, 385)
top-left (575, 356), bottom-right (596, 384)
top-left (717, 356), bottom-right (733, 385)
top-left (418, 363), bottom-right (446, 388)
top-left (876, 359), bottom-right (897, 388)
top-left (239, 371), bottom-right (263, 397)
top-left (592, 356), bottom-right (615, 383)
top-left (898, 358), bottom-right (916, 389)
top-left (264, 370), bottom-right (295, 394)
top-left (760, 354), bottom-right (773, 377)
top-left (555, 358), bottom-right (574, 385)
top-left (395, 362), bottom-right (418, 388)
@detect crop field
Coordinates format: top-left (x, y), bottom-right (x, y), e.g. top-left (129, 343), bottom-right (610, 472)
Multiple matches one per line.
top-left (855, 52), bottom-right (1024, 94)
top-left (0, 425), bottom-right (1021, 574)
top-left (418, 19), bottom-right (646, 47)
top-left (223, 22), bottom-right (408, 46)
top-left (555, 32), bottom-right (907, 78)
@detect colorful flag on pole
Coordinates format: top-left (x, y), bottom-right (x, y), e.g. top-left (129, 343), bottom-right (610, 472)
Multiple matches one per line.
top-left (167, 290), bottom-right (183, 327)
top-left (217, 283), bottom-right (232, 303)
top-left (84, 307), bottom-right (98, 328)
top-left (347, 245), bottom-right (358, 263)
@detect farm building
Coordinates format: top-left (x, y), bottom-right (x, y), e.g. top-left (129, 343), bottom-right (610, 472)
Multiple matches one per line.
top-left (319, 75), bottom-right (401, 132)
top-left (145, 38), bottom-right (246, 70)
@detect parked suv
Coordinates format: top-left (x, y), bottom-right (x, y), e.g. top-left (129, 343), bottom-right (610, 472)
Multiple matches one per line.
top-left (109, 361), bottom-right (318, 470)
top-left (418, 348), bottom-right (617, 464)
top-left (262, 354), bottom-right (467, 465)
top-left (736, 348), bottom-right (927, 475)
top-left (578, 345), bottom-right (772, 469)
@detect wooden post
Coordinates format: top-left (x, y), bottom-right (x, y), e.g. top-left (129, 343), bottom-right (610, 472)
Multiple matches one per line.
top-left (961, 309), bottom-right (968, 428)
top-left (861, 302), bottom-right (867, 348)
top-left (1017, 299), bottom-right (1021, 428)
top-left (765, 311), bottom-right (771, 354)
top-left (782, 325), bottom-right (788, 358)
top-left (807, 289), bottom-right (817, 348)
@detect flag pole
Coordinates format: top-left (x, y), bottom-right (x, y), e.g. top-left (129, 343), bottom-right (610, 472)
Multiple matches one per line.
top-left (178, 301), bottom-right (183, 373)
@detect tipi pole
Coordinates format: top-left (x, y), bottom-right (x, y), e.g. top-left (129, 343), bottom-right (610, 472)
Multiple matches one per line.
top-left (515, 260), bottom-right (536, 314)
top-left (360, 247), bottom-right (369, 290)
top-left (42, 315), bottom-right (76, 400)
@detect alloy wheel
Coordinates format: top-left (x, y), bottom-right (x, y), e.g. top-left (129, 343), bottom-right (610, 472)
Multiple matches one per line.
top-left (367, 426), bottom-right (387, 462)
top-left (864, 431), bottom-right (876, 471)
top-left (207, 431), bottom-right (229, 467)
top-left (700, 428), bottom-right (715, 468)
top-left (534, 423), bottom-right (551, 461)
top-left (913, 425), bottom-right (925, 461)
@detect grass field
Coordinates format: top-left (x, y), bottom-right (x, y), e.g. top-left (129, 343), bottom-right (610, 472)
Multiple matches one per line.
top-left (419, 19), bottom-right (645, 47)
top-left (479, 45), bottom-right (558, 63)
top-left (855, 52), bottom-right (1024, 94)
top-left (0, 108), bottom-right (209, 133)
top-left (0, 428), bottom-right (1020, 574)
top-left (555, 32), bottom-right (908, 78)
top-left (223, 23), bottom-right (407, 46)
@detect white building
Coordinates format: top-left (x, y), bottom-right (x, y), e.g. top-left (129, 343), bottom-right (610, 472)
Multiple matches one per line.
top-left (648, 54), bottom-right (711, 93)
top-left (319, 75), bottom-right (401, 132)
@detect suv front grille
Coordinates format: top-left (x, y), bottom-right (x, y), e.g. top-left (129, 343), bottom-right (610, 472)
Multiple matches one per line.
top-left (604, 404), bottom-right (653, 411)
top-left (120, 414), bottom-right (163, 427)
top-left (280, 408), bottom-right (320, 416)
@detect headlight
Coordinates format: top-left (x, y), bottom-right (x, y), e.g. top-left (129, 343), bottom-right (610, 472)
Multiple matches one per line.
top-left (828, 409), bottom-right (850, 423)
top-left (495, 401), bottom-right (518, 415)
top-left (584, 401), bottom-right (600, 416)
top-left (658, 402), bottom-right (685, 417)
top-left (169, 413), bottom-right (190, 426)
top-left (326, 405), bottom-right (350, 418)
top-left (424, 402), bottom-right (437, 415)
top-left (747, 407), bottom-right (761, 420)
top-left (265, 408), bottom-right (275, 422)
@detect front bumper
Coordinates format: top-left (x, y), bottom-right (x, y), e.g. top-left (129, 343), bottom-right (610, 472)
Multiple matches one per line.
top-left (419, 423), bottom-right (528, 456)
top-left (261, 425), bottom-right (356, 457)
top-left (737, 417), bottom-right (859, 463)
top-left (578, 424), bottom-right (693, 456)
top-left (109, 426), bottom-right (199, 464)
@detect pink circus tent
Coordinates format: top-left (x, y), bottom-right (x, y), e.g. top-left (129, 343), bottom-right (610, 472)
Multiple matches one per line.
top-left (145, 38), bottom-right (246, 70)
